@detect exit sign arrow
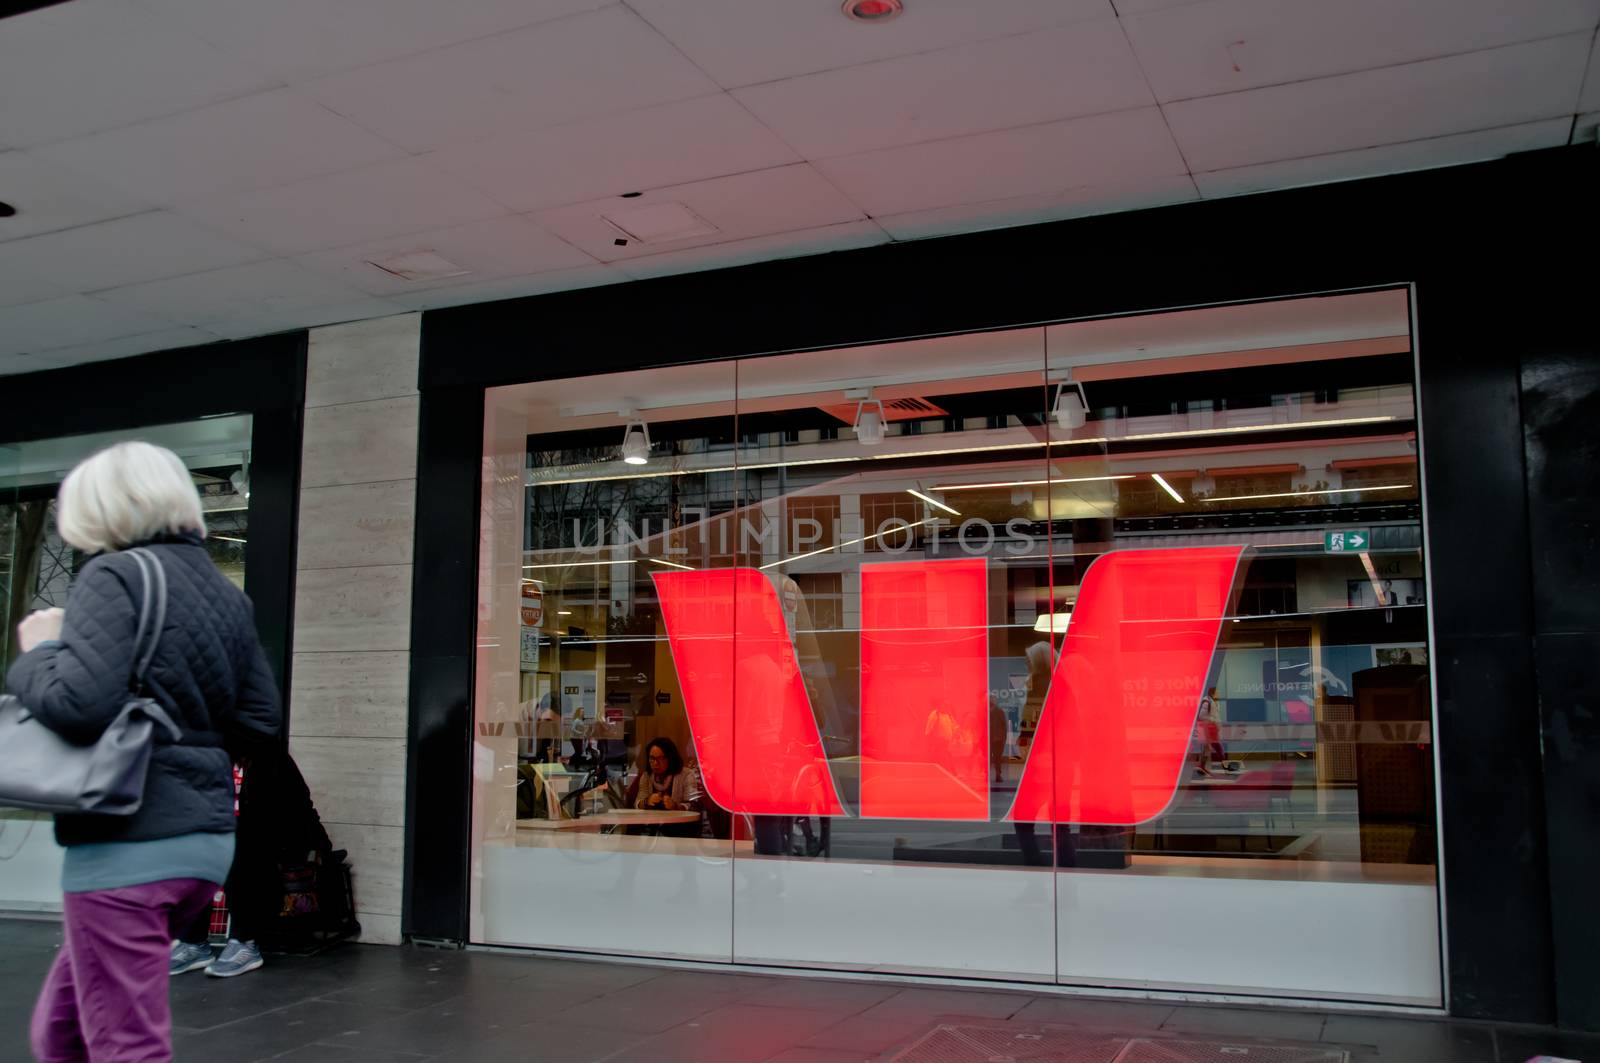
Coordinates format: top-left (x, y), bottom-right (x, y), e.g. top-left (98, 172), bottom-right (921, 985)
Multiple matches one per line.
top-left (1325, 529), bottom-right (1371, 553)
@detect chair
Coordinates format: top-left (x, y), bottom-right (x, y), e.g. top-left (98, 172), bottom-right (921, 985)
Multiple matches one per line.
top-left (1283, 699), bottom-right (1314, 754)
top-left (1266, 759), bottom-right (1299, 829)
top-left (1207, 770), bottom-right (1275, 851)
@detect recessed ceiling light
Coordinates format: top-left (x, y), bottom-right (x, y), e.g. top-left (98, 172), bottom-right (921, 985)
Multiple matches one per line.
top-left (601, 201), bottom-right (719, 244)
top-left (842, 0), bottom-right (904, 22)
top-left (365, 249), bottom-right (470, 281)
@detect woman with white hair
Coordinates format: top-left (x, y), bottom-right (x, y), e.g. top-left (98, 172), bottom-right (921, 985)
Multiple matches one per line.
top-left (5, 441), bottom-right (282, 1062)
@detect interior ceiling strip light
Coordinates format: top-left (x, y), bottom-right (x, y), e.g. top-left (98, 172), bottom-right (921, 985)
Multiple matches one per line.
top-left (1202, 484), bottom-right (1413, 503)
top-left (523, 558), bottom-right (637, 570)
top-left (526, 415), bottom-right (1405, 487)
top-left (906, 488), bottom-right (961, 515)
top-left (932, 476), bottom-right (1135, 491)
top-left (1150, 473), bottom-right (1186, 504)
top-left (761, 518), bottom-right (937, 571)
top-left (1358, 549), bottom-right (1390, 606)
top-left (647, 557), bottom-right (696, 570)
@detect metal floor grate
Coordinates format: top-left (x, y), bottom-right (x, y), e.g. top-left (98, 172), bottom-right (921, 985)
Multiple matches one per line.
top-left (889, 1024), bottom-right (1349, 1063)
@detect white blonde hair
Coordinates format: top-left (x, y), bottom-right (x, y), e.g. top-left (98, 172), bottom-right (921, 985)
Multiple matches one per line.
top-left (56, 441), bottom-right (207, 554)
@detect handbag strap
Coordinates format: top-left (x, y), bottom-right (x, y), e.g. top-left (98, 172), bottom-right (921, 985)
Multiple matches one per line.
top-left (124, 548), bottom-right (168, 689)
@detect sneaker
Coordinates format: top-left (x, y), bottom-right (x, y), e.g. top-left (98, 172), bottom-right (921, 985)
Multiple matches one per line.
top-left (170, 941), bottom-right (213, 975)
top-left (205, 939), bottom-right (263, 978)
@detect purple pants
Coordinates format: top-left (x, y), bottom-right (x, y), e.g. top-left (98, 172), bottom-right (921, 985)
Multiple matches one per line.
top-left (31, 877), bottom-right (216, 1063)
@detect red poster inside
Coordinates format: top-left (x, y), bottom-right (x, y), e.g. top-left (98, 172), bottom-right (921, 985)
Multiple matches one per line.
top-left (652, 568), bottom-right (845, 818)
top-left (1008, 546), bottom-right (1245, 826)
top-left (859, 558), bottom-right (989, 820)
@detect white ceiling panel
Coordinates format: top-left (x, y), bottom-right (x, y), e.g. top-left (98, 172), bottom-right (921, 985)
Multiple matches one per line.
top-left (23, 325), bottom-right (220, 365)
top-left (95, 258), bottom-right (380, 327)
top-left (0, 269), bottom-right (70, 310)
top-left (1125, 0), bottom-right (1600, 103)
top-left (1581, 31), bottom-right (1600, 111)
top-left (206, 298), bottom-right (408, 341)
top-left (732, 20), bottom-right (1153, 160)
top-left (178, 158), bottom-right (511, 257)
top-left (300, 6), bottom-right (718, 153)
top-left (0, 211), bottom-right (266, 293)
top-left (429, 94), bottom-right (801, 213)
top-left (295, 215), bottom-right (597, 297)
top-left (874, 174), bottom-right (1199, 241)
top-left (0, 150), bottom-right (148, 242)
top-left (383, 263), bottom-right (626, 312)
top-left (532, 163), bottom-right (866, 263)
top-left (816, 107), bottom-right (1187, 218)
top-left (616, 219), bottom-right (891, 281)
top-left (1165, 35), bottom-right (1593, 172)
top-left (0, 353), bottom-right (53, 376)
top-left (1114, 0), bottom-right (1209, 10)
top-left (34, 90), bottom-right (408, 206)
top-left (1194, 119), bottom-right (1574, 199)
top-left (0, 294), bottom-right (175, 357)
top-left (626, 0), bottom-right (1112, 89)
top-left (135, 0), bottom-right (611, 84)
top-left (0, 0), bottom-right (278, 148)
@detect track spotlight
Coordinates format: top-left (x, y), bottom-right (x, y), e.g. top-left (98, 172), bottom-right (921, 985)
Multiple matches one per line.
top-left (1053, 375), bottom-right (1087, 431)
top-left (851, 390), bottom-right (886, 446)
top-left (620, 417), bottom-right (651, 465)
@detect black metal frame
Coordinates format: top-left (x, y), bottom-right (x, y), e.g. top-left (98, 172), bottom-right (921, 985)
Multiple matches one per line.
top-left (0, 332), bottom-right (308, 707)
top-left (411, 146), bottom-right (1599, 1028)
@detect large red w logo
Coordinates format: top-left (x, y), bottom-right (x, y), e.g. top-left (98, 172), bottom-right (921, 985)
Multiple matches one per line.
top-left (652, 546), bottom-right (1246, 826)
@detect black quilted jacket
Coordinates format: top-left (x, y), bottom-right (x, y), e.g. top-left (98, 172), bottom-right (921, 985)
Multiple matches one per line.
top-left (4, 533), bottom-right (282, 845)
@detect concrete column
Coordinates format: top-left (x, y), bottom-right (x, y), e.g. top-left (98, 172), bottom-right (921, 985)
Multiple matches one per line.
top-left (288, 314), bottom-right (419, 945)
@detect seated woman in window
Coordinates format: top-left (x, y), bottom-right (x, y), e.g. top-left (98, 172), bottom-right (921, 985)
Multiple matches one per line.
top-left (627, 737), bottom-right (698, 810)
top-left (625, 737), bottom-right (704, 835)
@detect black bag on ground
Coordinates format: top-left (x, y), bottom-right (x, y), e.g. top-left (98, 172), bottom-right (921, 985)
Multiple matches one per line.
top-left (236, 746), bottom-right (360, 950)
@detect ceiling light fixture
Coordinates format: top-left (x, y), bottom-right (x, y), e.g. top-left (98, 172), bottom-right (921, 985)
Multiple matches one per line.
top-left (367, 249), bottom-right (470, 282)
top-left (1052, 373), bottom-right (1088, 431)
top-left (619, 412), bottom-right (651, 465)
top-left (842, 0), bottom-right (904, 22)
top-left (527, 415), bottom-right (1404, 486)
top-left (932, 475), bottom-right (1136, 491)
top-left (1202, 484), bottom-right (1413, 503)
top-left (906, 488), bottom-right (960, 516)
top-left (1150, 473), bottom-right (1185, 504)
top-left (602, 201), bottom-right (718, 245)
top-left (523, 559), bottom-right (637, 570)
top-left (762, 517), bottom-right (936, 570)
top-left (848, 388), bottom-right (886, 446)
top-left (1033, 612), bottom-right (1072, 634)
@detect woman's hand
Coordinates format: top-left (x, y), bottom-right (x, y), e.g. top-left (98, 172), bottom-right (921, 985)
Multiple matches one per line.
top-left (660, 795), bottom-right (676, 810)
top-left (17, 608), bottom-right (64, 654)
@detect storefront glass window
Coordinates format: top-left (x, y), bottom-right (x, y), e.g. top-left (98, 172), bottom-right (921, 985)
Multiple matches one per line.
top-left (471, 289), bottom-right (1440, 1003)
top-left (0, 416), bottom-right (253, 911)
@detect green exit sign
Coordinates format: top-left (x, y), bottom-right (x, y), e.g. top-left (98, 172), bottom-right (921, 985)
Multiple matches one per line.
top-left (1325, 529), bottom-right (1370, 553)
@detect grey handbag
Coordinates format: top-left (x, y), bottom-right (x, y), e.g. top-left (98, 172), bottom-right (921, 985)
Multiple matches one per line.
top-left (0, 548), bottom-right (182, 815)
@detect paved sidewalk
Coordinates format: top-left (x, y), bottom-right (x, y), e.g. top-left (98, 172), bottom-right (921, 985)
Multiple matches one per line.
top-left (1, 918), bottom-right (1593, 1062)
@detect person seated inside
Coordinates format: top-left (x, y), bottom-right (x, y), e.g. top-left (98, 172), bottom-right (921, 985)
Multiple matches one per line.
top-left (624, 737), bottom-right (704, 836)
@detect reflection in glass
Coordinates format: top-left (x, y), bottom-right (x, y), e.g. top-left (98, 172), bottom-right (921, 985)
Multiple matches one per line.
top-left (469, 289), bottom-right (1441, 1002)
